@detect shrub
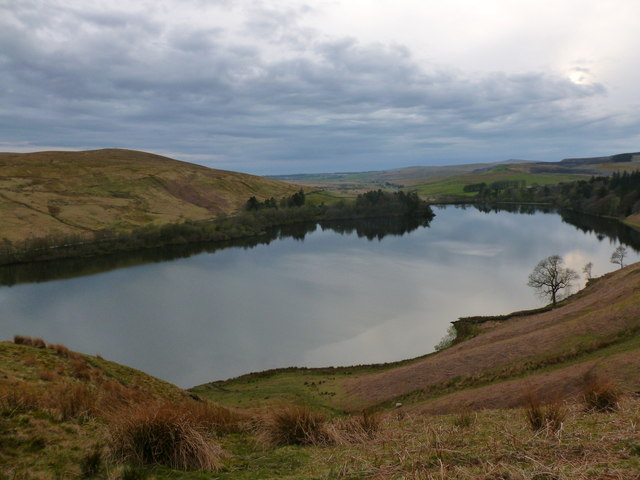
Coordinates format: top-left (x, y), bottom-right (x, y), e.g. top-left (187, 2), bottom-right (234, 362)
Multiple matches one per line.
top-left (583, 376), bottom-right (621, 413)
top-left (258, 404), bottom-right (330, 447)
top-left (107, 402), bottom-right (226, 471)
top-left (525, 397), bottom-right (566, 433)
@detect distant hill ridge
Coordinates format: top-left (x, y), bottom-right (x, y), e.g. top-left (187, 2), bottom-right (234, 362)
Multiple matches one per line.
top-left (271, 151), bottom-right (640, 193)
top-left (559, 151), bottom-right (640, 165)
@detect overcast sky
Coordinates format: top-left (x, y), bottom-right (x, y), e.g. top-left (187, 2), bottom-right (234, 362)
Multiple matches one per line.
top-left (1, 0), bottom-right (639, 174)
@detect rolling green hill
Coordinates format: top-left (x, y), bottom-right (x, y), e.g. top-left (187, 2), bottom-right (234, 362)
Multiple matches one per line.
top-left (0, 149), bottom-right (302, 243)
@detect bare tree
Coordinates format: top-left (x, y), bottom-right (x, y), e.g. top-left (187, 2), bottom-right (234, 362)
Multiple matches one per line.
top-left (582, 261), bottom-right (593, 281)
top-left (610, 245), bottom-right (628, 269)
top-left (527, 255), bottom-right (579, 307)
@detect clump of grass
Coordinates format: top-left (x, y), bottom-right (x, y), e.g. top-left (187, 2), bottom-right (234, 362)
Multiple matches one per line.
top-left (179, 400), bottom-right (247, 435)
top-left (524, 397), bottom-right (566, 433)
top-left (99, 379), bottom-right (145, 411)
top-left (22, 354), bottom-right (36, 367)
top-left (49, 343), bottom-right (81, 360)
top-left (14, 335), bottom-right (82, 360)
top-left (324, 410), bottom-right (382, 445)
top-left (119, 466), bottom-right (148, 480)
top-left (13, 335), bottom-right (46, 349)
top-left (38, 369), bottom-right (56, 382)
top-left (583, 376), bottom-right (621, 413)
top-left (70, 357), bottom-right (93, 381)
top-left (107, 402), bottom-right (226, 472)
top-left (13, 334), bottom-right (29, 346)
top-left (80, 444), bottom-right (103, 478)
top-left (31, 337), bottom-right (46, 349)
top-left (258, 404), bottom-right (330, 447)
top-left (0, 383), bottom-right (42, 415)
top-left (452, 408), bottom-right (476, 429)
top-left (51, 382), bottom-right (97, 421)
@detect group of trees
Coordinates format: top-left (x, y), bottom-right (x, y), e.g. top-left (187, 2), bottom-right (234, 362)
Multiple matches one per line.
top-left (245, 189), bottom-right (306, 211)
top-left (550, 171), bottom-right (640, 218)
top-left (353, 190), bottom-right (435, 219)
top-left (467, 170), bottom-right (640, 219)
top-left (528, 245), bottom-right (629, 307)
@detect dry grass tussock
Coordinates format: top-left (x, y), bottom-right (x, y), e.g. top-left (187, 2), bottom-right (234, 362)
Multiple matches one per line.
top-left (257, 404), bottom-right (382, 447)
top-left (175, 398), bottom-right (248, 435)
top-left (257, 404), bottom-right (331, 447)
top-left (524, 396), bottom-right (566, 433)
top-left (0, 376), bottom-right (148, 421)
top-left (582, 374), bottom-right (621, 413)
top-left (13, 334), bottom-right (46, 349)
top-left (106, 401), bottom-right (228, 472)
top-left (13, 335), bottom-right (81, 359)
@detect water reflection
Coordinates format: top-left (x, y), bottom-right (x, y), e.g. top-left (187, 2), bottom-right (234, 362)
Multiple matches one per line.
top-left (0, 206), bottom-right (638, 388)
top-left (0, 216), bottom-right (432, 286)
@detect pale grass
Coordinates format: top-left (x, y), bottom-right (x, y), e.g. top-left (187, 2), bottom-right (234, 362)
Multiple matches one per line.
top-left (315, 399), bottom-right (640, 479)
top-left (106, 401), bottom-right (228, 472)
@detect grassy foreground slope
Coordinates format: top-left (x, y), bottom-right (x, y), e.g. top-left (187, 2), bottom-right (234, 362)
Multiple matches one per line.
top-left (0, 149), bottom-right (301, 243)
top-left (2, 338), bottom-right (640, 479)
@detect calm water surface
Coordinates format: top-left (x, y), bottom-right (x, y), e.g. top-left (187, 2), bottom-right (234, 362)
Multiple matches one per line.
top-left (1, 206), bottom-right (638, 388)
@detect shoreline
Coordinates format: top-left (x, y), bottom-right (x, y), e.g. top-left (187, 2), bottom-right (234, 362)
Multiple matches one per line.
top-left (2, 199), bottom-right (638, 268)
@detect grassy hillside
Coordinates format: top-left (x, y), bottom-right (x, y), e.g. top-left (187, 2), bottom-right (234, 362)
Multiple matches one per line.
top-left (0, 149), bottom-right (301, 243)
top-left (0, 338), bottom-right (194, 478)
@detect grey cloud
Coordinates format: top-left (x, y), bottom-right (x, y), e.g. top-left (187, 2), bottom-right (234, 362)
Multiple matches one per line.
top-left (0, 1), bottom-right (635, 174)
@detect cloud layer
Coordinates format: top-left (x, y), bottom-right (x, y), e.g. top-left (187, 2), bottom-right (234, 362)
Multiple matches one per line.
top-left (1, 0), bottom-right (639, 173)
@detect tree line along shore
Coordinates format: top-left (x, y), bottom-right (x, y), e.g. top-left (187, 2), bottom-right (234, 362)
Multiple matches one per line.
top-left (0, 189), bottom-right (435, 266)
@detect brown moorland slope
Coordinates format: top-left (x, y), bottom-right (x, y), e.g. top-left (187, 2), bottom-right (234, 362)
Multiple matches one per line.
top-left (343, 263), bottom-right (640, 410)
top-left (0, 149), bottom-right (301, 242)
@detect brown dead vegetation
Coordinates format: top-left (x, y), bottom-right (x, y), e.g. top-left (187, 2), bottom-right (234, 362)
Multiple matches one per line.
top-left (106, 401), bottom-right (228, 472)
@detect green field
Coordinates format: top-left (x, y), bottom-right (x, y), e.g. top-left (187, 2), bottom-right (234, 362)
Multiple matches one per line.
top-left (410, 166), bottom-right (590, 197)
